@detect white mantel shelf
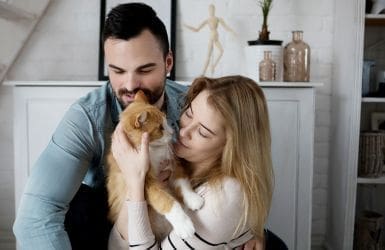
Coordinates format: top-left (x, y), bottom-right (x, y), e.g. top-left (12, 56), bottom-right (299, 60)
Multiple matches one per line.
top-left (4, 81), bottom-right (103, 87)
top-left (4, 80), bottom-right (322, 88)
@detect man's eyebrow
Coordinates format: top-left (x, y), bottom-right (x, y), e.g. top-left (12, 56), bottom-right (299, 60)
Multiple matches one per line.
top-left (108, 63), bottom-right (157, 72)
top-left (137, 63), bottom-right (157, 70)
top-left (108, 64), bottom-right (124, 71)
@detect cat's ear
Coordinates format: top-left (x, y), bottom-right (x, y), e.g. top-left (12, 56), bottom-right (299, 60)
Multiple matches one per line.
top-left (134, 111), bottom-right (148, 128)
top-left (135, 90), bottom-right (149, 103)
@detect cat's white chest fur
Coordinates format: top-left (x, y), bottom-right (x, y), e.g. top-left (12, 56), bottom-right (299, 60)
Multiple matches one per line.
top-left (148, 118), bottom-right (173, 174)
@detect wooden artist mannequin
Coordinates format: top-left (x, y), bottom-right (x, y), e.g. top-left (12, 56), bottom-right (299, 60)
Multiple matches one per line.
top-left (184, 4), bottom-right (235, 75)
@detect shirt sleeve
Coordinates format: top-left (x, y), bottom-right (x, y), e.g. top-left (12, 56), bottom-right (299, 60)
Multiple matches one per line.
top-left (13, 103), bottom-right (98, 250)
top-left (123, 178), bottom-right (253, 250)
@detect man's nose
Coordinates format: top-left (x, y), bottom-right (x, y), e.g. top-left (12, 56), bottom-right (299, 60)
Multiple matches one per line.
top-left (124, 73), bottom-right (141, 90)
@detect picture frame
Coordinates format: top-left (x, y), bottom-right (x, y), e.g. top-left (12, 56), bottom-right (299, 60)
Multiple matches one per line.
top-left (371, 112), bottom-right (385, 130)
top-left (98, 0), bottom-right (176, 81)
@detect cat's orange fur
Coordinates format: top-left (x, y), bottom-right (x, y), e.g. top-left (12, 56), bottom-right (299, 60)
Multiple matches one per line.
top-left (106, 90), bottom-right (203, 240)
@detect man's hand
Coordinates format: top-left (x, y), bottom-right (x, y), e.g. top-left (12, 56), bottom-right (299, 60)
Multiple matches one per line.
top-left (243, 237), bottom-right (264, 250)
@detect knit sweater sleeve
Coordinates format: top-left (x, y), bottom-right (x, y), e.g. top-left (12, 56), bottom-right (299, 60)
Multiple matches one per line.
top-left (120, 177), bottom-right (253, 249)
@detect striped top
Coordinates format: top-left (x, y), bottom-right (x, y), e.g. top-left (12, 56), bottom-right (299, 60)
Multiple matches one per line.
top-left (108, 177), bottom-right (254, 249)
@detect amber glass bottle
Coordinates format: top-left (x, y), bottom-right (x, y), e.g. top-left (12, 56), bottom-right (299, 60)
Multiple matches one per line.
top-left (283, 31), bottom-right (310, 82)
top-left (259, 51), bottom-right (276, 81)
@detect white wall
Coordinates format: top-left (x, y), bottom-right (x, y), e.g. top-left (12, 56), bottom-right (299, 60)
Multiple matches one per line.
top-left (0, 0), bottom-right (333, 248)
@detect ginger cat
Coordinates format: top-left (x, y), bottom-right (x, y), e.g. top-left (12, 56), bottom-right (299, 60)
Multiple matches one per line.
top-left (106, 90), bottom-right (204, 240)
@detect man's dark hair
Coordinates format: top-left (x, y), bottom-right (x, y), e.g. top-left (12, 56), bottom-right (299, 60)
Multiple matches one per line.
top-left (102, 3), bottom-right (170, 57)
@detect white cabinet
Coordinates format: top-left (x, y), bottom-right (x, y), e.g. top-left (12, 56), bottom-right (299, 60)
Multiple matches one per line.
top-left (329, 0), bottom-right (385, 249)
top-left (8, 81), bottom-right (317, 250)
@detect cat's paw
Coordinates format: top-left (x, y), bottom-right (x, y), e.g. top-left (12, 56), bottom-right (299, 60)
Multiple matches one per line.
top-left (165, 203), bottom-right (195, 239)
top-left (184, 192), bottom-right (204, 211)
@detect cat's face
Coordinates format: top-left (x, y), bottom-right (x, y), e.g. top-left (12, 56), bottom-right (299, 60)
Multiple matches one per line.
top-left (119, 90), bottom-right (173, 147)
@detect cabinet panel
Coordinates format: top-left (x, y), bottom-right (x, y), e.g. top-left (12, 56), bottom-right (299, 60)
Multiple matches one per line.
top-left (27, 98), bottom-right (79, 173)
top-left (266, 100), bottom-right (298, 249)
top-left (264, 88), bottom-right (315, 250)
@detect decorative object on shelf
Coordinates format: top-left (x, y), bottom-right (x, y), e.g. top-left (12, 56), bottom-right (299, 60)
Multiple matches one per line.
top-left (354, 210), bottom-right (384, 250)
top-left (259, 51), bottom-right (276, 81)
top-left (245, 0), bottom-right (283, 82)
top-left (245, 41), bottom-right (283, 82)
top-left (362, 60), bottom-right (377, 97)
top-left (283, 31), bottom-right (311, 82)
top-left (371, 112), bottom-right (385, 131)
top-left (371, 0), bottom-right (385, 14)
top-left (184, 4), bottom-right (235, 76)
top-left (257, 0), bottom-right (273, 42)
top-left (358, 132), bottom-right (385, 177)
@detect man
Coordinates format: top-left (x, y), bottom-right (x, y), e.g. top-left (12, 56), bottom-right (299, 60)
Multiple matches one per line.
top-left (13, 3), bottom-right (262, 249)
top-left (14, 3), bottom-right (186, 249)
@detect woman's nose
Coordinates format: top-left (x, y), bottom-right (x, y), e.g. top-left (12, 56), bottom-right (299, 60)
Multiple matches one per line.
top-left (179, 124), bottom-right (192, 139)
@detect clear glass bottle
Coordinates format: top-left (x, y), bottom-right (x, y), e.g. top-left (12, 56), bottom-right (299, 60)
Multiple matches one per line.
top-left (283, 31), bottom-right (311, 82)
top-left (259, 51), bottom-right (276, 81)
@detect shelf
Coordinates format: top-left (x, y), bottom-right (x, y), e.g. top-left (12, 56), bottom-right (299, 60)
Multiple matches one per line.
top-left (362, 97), bottom-right (385, 102)
top-left (365, 14), bottom-right (385, 26)
top-left (358, 176), bottom-right (385, 184)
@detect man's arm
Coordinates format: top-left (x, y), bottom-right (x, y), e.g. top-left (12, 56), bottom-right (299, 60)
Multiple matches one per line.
top-left (13, 104), bottom-right (97, 249)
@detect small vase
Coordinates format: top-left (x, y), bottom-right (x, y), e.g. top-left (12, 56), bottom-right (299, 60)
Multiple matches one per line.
top-left (283, 31), bottom-right (310, 82)
top-left (259, 51), bottom-right (276, 81)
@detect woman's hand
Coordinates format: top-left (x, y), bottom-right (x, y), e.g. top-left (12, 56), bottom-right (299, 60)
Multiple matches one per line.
top-left (111, 123), bottom-right (150, 201)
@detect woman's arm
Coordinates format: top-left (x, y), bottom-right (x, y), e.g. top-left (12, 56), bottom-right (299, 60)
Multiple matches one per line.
top-left (123, 177), bottom-right (253, 249)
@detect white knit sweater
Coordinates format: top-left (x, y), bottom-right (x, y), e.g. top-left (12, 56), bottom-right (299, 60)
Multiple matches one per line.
top-left (108, 177), bottom-right (253, 250)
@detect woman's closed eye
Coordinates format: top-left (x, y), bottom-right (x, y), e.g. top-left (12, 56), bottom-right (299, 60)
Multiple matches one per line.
top-left (198, 128), bottom-right (209, 138)
top-left (185, 108), bottom-right (193, 118)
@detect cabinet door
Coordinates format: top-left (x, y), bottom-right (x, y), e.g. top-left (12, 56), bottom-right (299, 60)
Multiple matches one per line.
top-left (263, 87), bottom-right (315, 250)
top-left (13, 86), bottom-right (97, 210)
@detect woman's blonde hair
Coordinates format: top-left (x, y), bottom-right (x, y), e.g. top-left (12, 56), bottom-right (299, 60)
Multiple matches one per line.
top-left (182, 75), bottom-right (274, 238)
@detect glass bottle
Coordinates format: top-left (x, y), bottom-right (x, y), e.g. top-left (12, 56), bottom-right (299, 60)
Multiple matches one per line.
top-left (259, 51), bottom-right (276, 81)
top-left (283, 31), bottom-right (311, 82)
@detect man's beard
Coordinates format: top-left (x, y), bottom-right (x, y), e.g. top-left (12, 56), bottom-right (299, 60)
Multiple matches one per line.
top-left (116, 86), bottom-right (164, 109)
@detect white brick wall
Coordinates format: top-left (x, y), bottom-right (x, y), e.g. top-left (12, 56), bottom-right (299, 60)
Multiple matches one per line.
top-left (0, 0), bottom-right (333, 248)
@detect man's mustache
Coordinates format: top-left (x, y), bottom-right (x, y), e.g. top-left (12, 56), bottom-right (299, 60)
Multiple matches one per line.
top-left (118, 88), bottom-right (156, 103)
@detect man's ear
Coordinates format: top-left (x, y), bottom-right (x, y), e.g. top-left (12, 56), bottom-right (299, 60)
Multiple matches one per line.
top-left (165, 50), bottom-right (174, 75)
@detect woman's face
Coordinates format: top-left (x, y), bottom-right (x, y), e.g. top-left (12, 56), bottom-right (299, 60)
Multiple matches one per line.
top-left (175, 90), bottom-right (226, 173)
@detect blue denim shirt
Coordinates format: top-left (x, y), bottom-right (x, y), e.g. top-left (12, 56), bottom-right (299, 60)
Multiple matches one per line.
top-left (13, 80), bottom-right (188, 249)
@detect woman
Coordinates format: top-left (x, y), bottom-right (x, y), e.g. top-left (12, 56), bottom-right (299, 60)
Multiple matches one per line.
top-left (109, 75), bottom-right (274, 249)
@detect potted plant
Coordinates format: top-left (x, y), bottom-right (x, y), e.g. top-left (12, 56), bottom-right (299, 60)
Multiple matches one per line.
top-left (258, 0), bottom-right (273, 41)
top-left (248, 0), bottom-right (279, 45)
top-left (245, 0), bottom-right (283, 81)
